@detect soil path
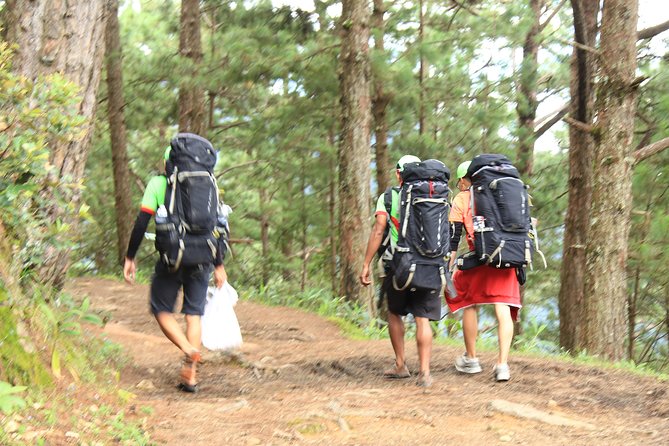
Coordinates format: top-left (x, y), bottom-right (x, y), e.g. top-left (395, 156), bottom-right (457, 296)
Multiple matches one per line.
top-left (68, 278), bottom-right (669, 445)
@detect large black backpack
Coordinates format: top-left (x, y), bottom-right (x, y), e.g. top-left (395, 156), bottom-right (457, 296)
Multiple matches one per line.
top-left (467, 154), bottom-right (533, 269)
top-left (390, 159), bottom-right (455, 295)
top-left (155, 133), bottom-right (226, 270)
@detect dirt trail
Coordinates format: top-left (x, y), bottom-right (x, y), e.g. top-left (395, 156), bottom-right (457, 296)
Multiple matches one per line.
top-left (68, 278), bottom-right (669, 445)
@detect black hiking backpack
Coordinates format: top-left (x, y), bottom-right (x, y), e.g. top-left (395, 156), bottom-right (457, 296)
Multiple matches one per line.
top-left (390, 159), bottom-right (456, 296)
top-left (155, 133), bottom-right (227, 270)
top-left (465, 153), bottom-right (534, 269)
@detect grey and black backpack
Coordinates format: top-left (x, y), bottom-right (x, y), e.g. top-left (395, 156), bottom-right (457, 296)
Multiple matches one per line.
top-left (155, 133), bottom-right (227, 270)
top-left (466, 153), bottom-right (534, 269)
top-left (390, 159), bottom-right (455, 296)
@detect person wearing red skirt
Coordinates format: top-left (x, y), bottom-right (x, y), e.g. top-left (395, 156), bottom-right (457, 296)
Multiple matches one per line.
top-left (445, 161), bottom-right (521, 382)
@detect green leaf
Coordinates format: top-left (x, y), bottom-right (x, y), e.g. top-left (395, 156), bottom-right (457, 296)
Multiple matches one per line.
top-left (51, 348), bottom-right (62, 379)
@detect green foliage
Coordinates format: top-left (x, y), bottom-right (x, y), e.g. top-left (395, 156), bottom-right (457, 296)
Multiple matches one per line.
top-left (245, 279), bottom-right (387, 339)
top-left (30, 291), bottom-right (106, 382)
top-left (0, 40), bottom-right (88, 286)
top-left (0, 381), bottom-right (27, 415)
top-left (0, 298), bottom-right (51, 387)
top-left (108, 410), bottom-right (154, 445)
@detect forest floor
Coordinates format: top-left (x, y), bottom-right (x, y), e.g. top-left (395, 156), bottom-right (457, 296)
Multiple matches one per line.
top-left (63, 278), bottom-right (669, 446)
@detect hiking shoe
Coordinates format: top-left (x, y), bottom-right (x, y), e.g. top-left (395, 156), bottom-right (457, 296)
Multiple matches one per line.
top-left (454, 353), bottom-right (482, 374)
top-left (179, 350), bottom-right (201, 391)
top-left (493, 363), bottom-right (510, 382)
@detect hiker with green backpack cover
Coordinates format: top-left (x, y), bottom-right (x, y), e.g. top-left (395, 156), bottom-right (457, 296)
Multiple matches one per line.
top-left (360, 155), bottom-right (451, 388)
top-left (123, 133), bottom-right (229, 393)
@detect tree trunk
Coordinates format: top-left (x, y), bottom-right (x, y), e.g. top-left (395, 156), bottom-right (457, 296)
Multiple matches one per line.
top-left (259, 187), bottom-right (270, 287)
top-left (328, 130), bottom-right (338, 293)
top-left (516, 0), bottom-right (543, 177)
top-left (105, 0), bottom-right (134, 265)
top-left (300, 157), bottom-right (308, 292)
top-left (338, 0), bottom-right (373, 307)
top-left (3, 0), bottom-right (108, 289)
top-left (371, 0), bottom-right (391, 194)
top-left (582, 0), bottom-right (639, 361)
top-left (418, 0), bottom-right (426, 136)
top-left (178, 0), bottom-right (205, 134)
top-left (558, 0), bottom-right (599, 352)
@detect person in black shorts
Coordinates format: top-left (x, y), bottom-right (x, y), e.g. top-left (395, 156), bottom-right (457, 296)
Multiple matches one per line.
top-left (123, 146), bottom-right (226, 392)
top-left (359, 155), bottom-right (441, 388)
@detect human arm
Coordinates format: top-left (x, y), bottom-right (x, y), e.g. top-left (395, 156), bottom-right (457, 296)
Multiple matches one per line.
top-left (213, 264), bottom-right (227, 288)
top-left (124, 210), bottom-right (153, 284)
top-left (448, 221), bottom-right (464, 270)
top-left (359, 214), bottom-right (387, 286)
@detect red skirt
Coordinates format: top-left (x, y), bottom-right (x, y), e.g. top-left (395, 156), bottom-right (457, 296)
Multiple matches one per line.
top-left (446, 266), bottom-right (521, 321)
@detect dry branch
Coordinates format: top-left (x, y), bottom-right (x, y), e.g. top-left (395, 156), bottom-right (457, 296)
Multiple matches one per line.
top-left (633, 137), bottom-right (669, 165)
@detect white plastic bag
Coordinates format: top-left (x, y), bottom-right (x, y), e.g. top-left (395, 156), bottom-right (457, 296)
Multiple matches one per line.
top-left (201, 282), bottom-right (242, 351)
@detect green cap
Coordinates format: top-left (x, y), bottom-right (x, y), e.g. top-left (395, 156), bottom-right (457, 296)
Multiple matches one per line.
top-left (456, 161), bottom-right (471, 180)
top-left (164, 146), bottom-right (171, 160)
top-left (396, 155), bottom-right (421, 172)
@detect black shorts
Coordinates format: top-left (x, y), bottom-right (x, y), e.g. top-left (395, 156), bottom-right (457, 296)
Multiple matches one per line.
top-left (383, 275), bottom-right (442, 321)
top-left (150, 261), bottom-right (213, 316)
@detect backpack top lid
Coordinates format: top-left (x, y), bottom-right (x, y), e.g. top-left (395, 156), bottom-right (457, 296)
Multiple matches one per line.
top-left (166, 133), bottom-right (217, 176)
top-left (400, 159), bottom-right (450, 183)
top-left (468, 153), bottom-right (519, 179)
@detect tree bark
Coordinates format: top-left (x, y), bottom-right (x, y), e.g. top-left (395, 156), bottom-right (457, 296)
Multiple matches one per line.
top-left (178, 0), bottom-right (205, 134)
top-left (633, 137), bottom-right (669, 164)
top-left (418, 0), bottom-right (426, 136)
top-left (328, 143), bottom-right (338, 293)
top-left (3, 0), bottom-right (108, 289)
top-left (105, 0), bottom-right (133, 265)
top-left (637, 19), bottom-right (669, 40)
top-left (259, 187), bottom-right (270, 287)
top-left (558, 0), bottom-right (599, 352)
top-left (582, 0), bottom-right (639, 361)
top-left (371, 0), bottom-right (391, 194)
top-left (516, 0), bottom-right (543, 177)
top-left (338, 0), bottom-right (373, 307)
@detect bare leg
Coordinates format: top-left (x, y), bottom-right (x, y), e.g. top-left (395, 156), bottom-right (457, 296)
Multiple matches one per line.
top-left (462, 306), bottom-right (478, 358)
top-left (415, 317), bottom-right (433, 376)
top-left (155, 312), bottom-right (196, 354)
top-left (185, 314), bottom-right (202, 352)
top-left (388, 312), bottom-right (406, 368)
top-left (495, 304), bottom-right (514, 365)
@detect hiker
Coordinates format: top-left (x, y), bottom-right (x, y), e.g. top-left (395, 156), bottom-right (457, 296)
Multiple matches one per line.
top-left (360, 155), bottom-right (447, 388)
top-left (446, 159), bottom-right (522, 382)
top-left (123, 133), bottom-right (228, 393)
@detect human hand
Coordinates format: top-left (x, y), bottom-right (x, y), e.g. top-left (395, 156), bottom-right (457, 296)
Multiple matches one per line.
top-left (123, 258), bottom-right (136, 284)
top-left (214, 264), bottom-right (227, 288)
top-left (359, 264), bottom-right (371, 286)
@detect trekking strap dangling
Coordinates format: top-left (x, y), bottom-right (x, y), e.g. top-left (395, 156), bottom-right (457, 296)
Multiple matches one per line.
top-left (400, 185), bottom-right (413, 238)
top-left (529, 225), bottom-right (547, 269)
top-left (488, 239), bottom-right (506, 267)
top-left (392, 263), bottom-right (415, 291)
top-left (168, 166), bottom-right (178, 215)
top-left (168, 239), bottom-right (185, 273)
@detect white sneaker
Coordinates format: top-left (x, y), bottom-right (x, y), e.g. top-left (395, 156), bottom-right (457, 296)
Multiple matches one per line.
top-left (494, 363), bottom-right (510, 382)
top-left (454, 353), bottom-right (482, 374)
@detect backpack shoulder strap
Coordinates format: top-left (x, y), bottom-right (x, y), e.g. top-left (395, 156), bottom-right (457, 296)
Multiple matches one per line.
top-left (384, 186), bottom-right (399, 218)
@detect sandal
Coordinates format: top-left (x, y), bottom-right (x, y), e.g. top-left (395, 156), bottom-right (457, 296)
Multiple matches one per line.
top-left (383, 363), bottom-right (411, 379)
top-left (179, 350), bottom-right (201, 392)
top-left (416, 372), bottom-right (433, 388)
